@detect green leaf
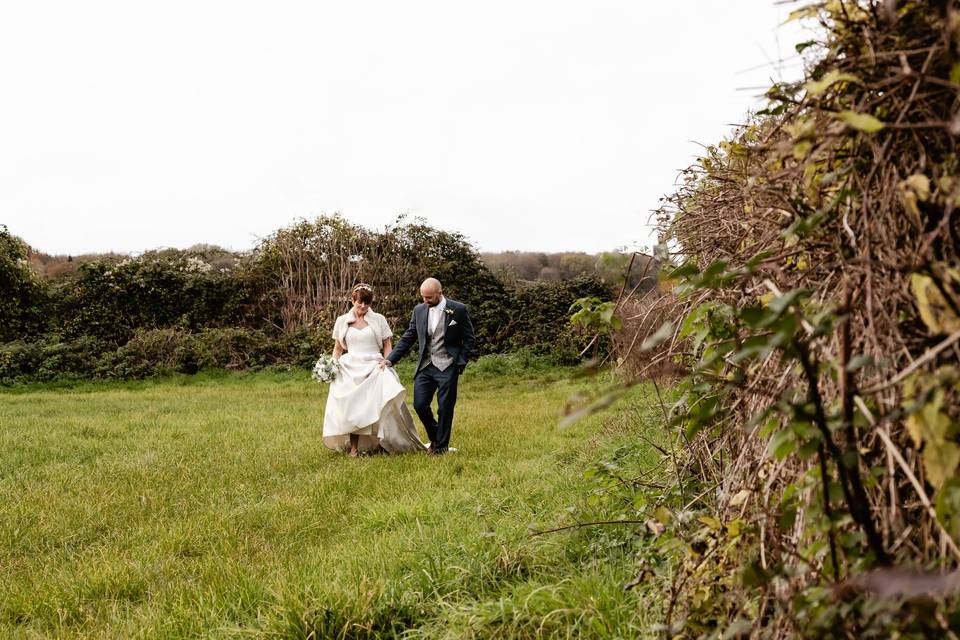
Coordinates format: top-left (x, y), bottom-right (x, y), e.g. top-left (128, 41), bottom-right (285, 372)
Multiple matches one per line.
top-left (951, 62), bottom-right (960, 86)
top-left (766, 289), bottom-right (809, 318)
top-left (730, 334), bottom-right (774, 364)
top-left (746, 250), bottom-right (774, 270)
top-left (804, 70), bottom-right (860, 96)
top-left (640, 322), bottom-right (674, 352)
top-left (739, 306), bottom-right (768, 328)
top-left (654, 506), bottom-right (673, 525)
top-left (729, 490), bottom-right (751, 507)
top-left (702, 260), bottom-right (729, 281)
top-left (828, 481), bottom-right (844, 504)
top-left (795, 40), bottom-right (818, 54)
top-left (907, 389), bottom-right (960, 491)
top-left (757, 415), bottom-right (778, 438)
top-left (726, 519), bottom-right (744, 538)
top-left (667, 263), bottom-right (700, 281)
top-left (837, 110), bottom-right (886, 133)
top-left (679, 308), bottom-right (702, 339)
top-left (911, 273), bottom-right (960, 334)
top-left (757, 103), bottom-right (788, 117)
top-left (768, 429), bottom-right (796, 459)
top-left (785, 5), bottom-right (819, 23)
top-left (846, 354), bottom-right (874, 372)
top-left (797, 437), bottom-right (821, 460)
top-left (779, 504), bottom-right (798, 529)
top-left (740, 561), bottom-right (771, 587)
top-left (935, 478), bottom-right (960, 540)
top-left (599, 303), bottom-right (616, 324)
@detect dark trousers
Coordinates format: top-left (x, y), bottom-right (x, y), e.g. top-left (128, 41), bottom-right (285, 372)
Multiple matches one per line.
top-left (412, 363), bottom-right (459, 451)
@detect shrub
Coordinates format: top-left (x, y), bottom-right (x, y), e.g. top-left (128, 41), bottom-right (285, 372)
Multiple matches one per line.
top-left (104, 328), bottom-right (198, 378)
top-left (104, 328), bottom-right (282, 379)
top-left (0, 340), bottom-right (44, 384)
top-left (600, 3), bottom-right (960, 635)
top-left (0, 226), bottom-right (49, 341)
top-left (253, 215), bottom-right (512, 355)
top-left (504, 277), bottom-right (613, 364)
top-left (34, 335), bottom-right (112, 381)
top-left (0, 335), bottom-right (111, 384)
top-left (612, 290), bottom-right (685, 379)
top-left (391, 219), bottom-right (511, 354)
top-left (190, 328), bottom-right (278, 370)
top-left (1, 219), bottom-right (611, 383)
top-left (55, 254), bottom-right (255, 344)
top-left (467, 350), bottom-right (562, 378)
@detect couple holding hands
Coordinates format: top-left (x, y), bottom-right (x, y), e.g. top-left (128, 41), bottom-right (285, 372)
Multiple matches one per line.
top-left (321, 278), bottom-right (476, 457)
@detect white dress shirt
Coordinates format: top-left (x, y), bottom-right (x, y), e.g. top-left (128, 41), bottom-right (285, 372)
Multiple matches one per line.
top-left (428, 296), bottom-right (447, 334)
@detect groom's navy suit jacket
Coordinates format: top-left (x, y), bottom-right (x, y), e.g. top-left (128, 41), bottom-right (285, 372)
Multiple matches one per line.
top-left (387, 299), bottom-right (477, 373)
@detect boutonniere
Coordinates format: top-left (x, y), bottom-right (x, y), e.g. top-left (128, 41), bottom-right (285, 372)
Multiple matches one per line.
top-left (444, 308), bottom-right (454, 316)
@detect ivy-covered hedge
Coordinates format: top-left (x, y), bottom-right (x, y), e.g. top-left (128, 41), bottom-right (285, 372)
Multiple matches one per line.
top-left (0, 327), bottom-right (327, 384)
top-left (55, 255), bottom-right (257, 344)
top-left (503, 277), bottom-right (613, 364)
top-left (1, 218), bottom-right (614, 384)
top-left (0, 225), bottom-right (49, 342)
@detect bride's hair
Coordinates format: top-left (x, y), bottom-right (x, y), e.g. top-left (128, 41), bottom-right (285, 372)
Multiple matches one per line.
top-left (352, 283), bottom-right (374, 304)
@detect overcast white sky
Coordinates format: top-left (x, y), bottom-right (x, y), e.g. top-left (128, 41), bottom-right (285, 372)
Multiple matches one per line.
top-left (1, 2), bottom-right (809, 256)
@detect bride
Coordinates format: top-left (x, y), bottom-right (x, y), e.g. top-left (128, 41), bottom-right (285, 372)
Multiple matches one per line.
top-left (322, 283), bottom-right (427, 456)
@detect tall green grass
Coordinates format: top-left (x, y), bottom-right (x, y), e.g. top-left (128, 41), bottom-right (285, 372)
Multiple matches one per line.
top-left (0, 364), bottom-right (663, 638)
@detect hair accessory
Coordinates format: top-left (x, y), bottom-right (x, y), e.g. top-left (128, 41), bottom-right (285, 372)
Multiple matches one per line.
top-left (353, 283), bottom-right (373, 292)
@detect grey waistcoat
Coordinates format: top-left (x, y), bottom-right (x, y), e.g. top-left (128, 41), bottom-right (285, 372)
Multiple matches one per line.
top-left (422, 313), bottom-right (454, 372)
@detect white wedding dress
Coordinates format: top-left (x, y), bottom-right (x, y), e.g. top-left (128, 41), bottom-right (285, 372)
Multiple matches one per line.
top-left (322, 325), bottom-right (426, 454)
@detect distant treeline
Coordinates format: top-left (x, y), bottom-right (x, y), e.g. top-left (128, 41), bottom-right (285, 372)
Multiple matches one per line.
top-left (1, 217), bottom-right (617, 384)
top-left (481, 250), bottom-right (658, 292)
top-left (26, 244), bottom-right (240, 283)
top-left (31, 247), bottom-right (658, 291)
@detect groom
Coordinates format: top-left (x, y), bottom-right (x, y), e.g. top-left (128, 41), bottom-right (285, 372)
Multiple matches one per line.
top-left (383, 278), bottom-right (476, 455)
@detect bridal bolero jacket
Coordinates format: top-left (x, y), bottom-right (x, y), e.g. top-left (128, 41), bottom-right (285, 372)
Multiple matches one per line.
top-left (331, 309), bottom-right (393, 346)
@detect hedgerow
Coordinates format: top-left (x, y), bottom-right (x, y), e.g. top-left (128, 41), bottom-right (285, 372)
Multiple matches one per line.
top-left (575, 2), bottom-right (960, 636)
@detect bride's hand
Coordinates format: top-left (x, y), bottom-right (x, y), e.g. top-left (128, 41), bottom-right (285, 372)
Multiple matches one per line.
top-left (378, 359), bottom-right (391, 370)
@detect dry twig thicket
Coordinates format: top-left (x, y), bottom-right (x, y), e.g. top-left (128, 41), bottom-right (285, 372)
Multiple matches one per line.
top-left (603, 1), bottom-right (960, 635)
top-left (255, 215), bottom-right (508, 338)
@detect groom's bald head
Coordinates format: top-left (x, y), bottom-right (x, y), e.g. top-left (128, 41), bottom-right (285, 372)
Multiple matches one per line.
top-left (421, 278), bottom-right (442, 293)
top-left (420, 278), bottom-right (443, 306)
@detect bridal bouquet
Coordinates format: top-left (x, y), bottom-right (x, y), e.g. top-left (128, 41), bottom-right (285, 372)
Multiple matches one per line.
top-left (311, 354), bottom-right (340, 383)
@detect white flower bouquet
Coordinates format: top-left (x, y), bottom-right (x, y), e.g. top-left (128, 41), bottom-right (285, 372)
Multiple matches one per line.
top-left (311, 353), bottom-right (340, 383)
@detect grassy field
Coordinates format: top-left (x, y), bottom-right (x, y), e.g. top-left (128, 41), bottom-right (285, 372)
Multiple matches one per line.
top-left (0, 359), bottom-right (663, 638)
